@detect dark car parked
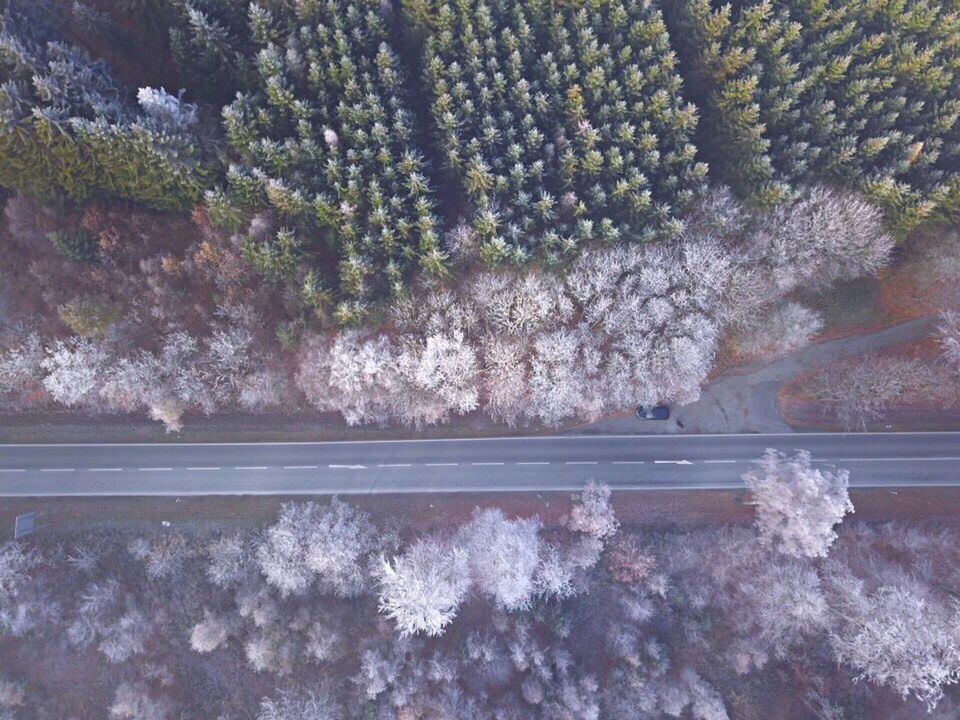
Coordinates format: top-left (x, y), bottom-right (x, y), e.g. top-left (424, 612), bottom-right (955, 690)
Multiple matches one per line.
top-left (636, 405), bottom-right (670, 420)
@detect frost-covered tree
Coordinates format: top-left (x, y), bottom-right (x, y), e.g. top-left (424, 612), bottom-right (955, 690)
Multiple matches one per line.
top-left (257, 689), bottom-right (342, 720)
top-left (732, 303), bottom-right (823, 360)
top-left (0, 332), bottom-right (45, 395)
top-left (110, 682), bottom-right (171, 720)
top-left (189, 609), bottom-right (232, 653)
top-left (136, 87), bottom-right (197, 131)
top-left (937, 310), bottom-right (960, 375)
top-left (566, 481), bottom-right (619, 540)
top-left (376, 537), bottom-right (470, 637)
top-left (296, 331), bottom-right (398, 425)
top-left (206, 533), bottom-right (251, 589)
top-left (818, 355), bottom-right (934, 431)
top-left (744, 450), bottom-right (853, 558)
top-left (0, 675), bottom-right (23, 709)
top-left (744, 187), bottom-right (894, 294)
top-left (67, 580), bottom-right (152, 663)
top-left (395, 330), bottom-right (480, 426)
top-left (459, 509), bottom-right (542, 611)
top-left (257, 500), bottom-right (377, 597)
top-left (41, 337), bottom-right (110, 407)
top-left (829, 573), bottom-right (960, 710)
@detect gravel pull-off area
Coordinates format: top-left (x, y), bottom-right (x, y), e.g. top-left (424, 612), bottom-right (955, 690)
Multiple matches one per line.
top-left (575, 316), bottom-right (940, 435)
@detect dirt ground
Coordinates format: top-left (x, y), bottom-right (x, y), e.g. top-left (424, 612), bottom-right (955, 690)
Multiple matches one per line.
top-left (778, 335), bottom-right (960, 431)
top-left (3, 486), bottom-right (959, 542)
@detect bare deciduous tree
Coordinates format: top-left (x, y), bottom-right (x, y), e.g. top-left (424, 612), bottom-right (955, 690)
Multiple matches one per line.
top-left (744, 450), bottom-right (853, 558)
top-left (828, 574), bottom-right (960, 710)
top-left (566, 481), bottom-right (619, 540)
top-left (257, 499), bottom-right (377, 597)
top-left (375, 537), bottom-right (470, 637)
top-left (817, 355), bottom-right (934, 431)
top-left (459, 509), bottom-right (542, 611)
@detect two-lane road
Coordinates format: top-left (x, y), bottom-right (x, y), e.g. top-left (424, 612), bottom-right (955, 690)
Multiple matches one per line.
top-left (0, 432), bottom-right (958, 496)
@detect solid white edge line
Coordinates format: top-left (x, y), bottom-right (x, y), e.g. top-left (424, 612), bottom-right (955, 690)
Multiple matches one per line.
top-left (3, 430), bottom-right (959, 447)
top-left (3, 480), bottom-right (959, 497)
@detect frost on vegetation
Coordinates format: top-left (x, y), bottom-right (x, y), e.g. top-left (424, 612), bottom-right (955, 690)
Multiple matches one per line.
top-left (375, 537), bottom-right (470, 637)
top-left (937, 310), bottom-right (960, 375)
top-left (137, 87), bottom-right (197, 131)
top-left (744, 450), bottom-right (853, 558)
top-left (190, 609), bottom-right (232, 653)
top-left (8, 491), bottom-right (960, 716)
top-left (67, 579), bottom-right (152, 663)
top-left (0, 676), bottom-right (24, 708)
top-left (731, 302), bottom-right (823, 360)
top-left (817, 354), bottom-right (935, 431)
top-left (0, 185), bottom-right (894, 432)
top-left (459, 508), bottom-right (543, 612)
top-left (256, 499), bottom-right (377, 598)
top-left (110, 682), bottom-right (171, 720)
top-left (294, 185), bottom-right (892, 430)
top-left (566, 481), bottom-right (619, 540)
top-left (825, 525), bottom-right (960, 711)
top-left (257, 689), bottom-right (342, 720)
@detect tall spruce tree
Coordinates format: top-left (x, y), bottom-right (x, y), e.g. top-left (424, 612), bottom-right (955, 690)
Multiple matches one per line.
top-left (221, 0), bottom-right (445, 324)
top-left (666, 0), bottom-right (960, 231)
top-left (408, 0), bottom-right (708, 263)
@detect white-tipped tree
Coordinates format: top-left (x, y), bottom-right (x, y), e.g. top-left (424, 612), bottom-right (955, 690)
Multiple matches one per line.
top-left (937, 310), bottom-right (960, 375)
top-left (110, 682), bottom-right (171, 720)
top-left (829, 575), bottom-right (960, 711)
top-left (458, 508), bottom-right (542, 611)
top-left (41, 337), bottom-right (110, 407)
top-left (566, 481), bottom-right (619, 540)
top-left (744, 450), bottom-right (853, 558)
top-left (189, 608), bottom-right (232, 653)
top-left (375, 536), bottom-right (470, 637)
top-left (257, 499), bottom-right (377, 597)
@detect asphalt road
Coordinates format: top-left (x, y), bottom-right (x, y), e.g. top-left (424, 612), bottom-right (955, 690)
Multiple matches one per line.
top-left (0, 432), bottom-right (958, 496)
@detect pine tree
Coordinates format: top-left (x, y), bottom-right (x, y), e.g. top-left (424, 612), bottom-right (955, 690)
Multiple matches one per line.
top-left (411, 0), bottom-right (707, 262)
